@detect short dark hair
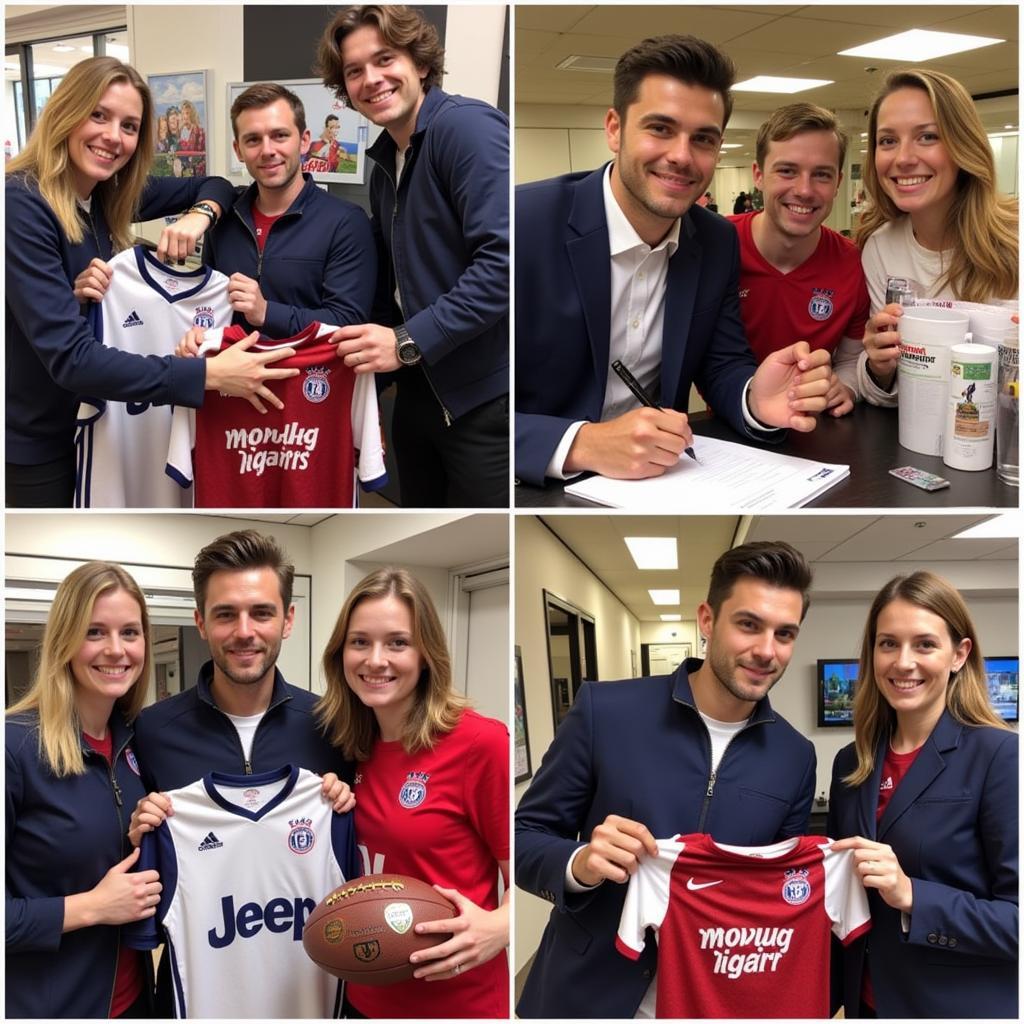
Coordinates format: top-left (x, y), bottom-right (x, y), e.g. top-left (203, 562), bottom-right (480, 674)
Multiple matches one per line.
top-left (613, 35), bottom-right (735, 126)
top-left (325, 114), bottom-right (339, 126)
top-left (755, 102), bottom-right (848, 172)
top-left (193, 530), bottom-right (295, 614)
top-left (230, 82), bottom-right (306, 138)
top-left (317, 5), bottom-right (445, 105)
top-left (707, 541), bottom-right (813, 620)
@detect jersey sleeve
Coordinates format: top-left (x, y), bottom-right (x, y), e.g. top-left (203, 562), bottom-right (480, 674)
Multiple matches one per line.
top-left (821, 841), bottom-right (871, 945)
top-left (351, 372), bottom-right (388, 492)
top-left (123, 825), bottom-right (179, 951)
top-left (615, 837), bottom-right (685, 960)
top-left (165, 407), bottom-right (196, 488)
top-left (330, 809), bottom-right (361, 881)
top-left (463, 716), bottom-right (510, 862)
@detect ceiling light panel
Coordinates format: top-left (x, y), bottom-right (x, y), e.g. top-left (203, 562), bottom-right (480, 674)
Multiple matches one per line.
top-left (625, 536), bottom-right (678, 570)
top-left (839, 30), bottom-right (1003, 63)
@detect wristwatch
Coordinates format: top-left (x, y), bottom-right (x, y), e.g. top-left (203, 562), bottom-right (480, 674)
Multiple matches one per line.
top-left (395, 324), bottom-right (422, 365)
top-left (187, 201), bottom-right (219, 226)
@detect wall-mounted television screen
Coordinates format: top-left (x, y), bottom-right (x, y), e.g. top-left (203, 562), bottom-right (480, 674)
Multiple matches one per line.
top-left (984, 656), bottom-right (1019, 723)
top-left (817, 659), bottom-right (857, 727)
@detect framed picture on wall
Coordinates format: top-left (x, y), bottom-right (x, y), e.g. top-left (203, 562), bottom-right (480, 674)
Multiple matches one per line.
top-left (148, 71), bottom-right (210, 178)
top-left (227, 79), bottom-right (372, 183)
top-left (514, 646), bottom-right (532, 783)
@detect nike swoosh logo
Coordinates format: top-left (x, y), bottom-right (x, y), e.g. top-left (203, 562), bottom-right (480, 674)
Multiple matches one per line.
top-left (686, 878), bottom-right (723, 890)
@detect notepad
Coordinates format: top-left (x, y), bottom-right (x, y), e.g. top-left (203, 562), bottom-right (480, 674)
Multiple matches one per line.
top-left (563, 436), bottom-right (850, 509)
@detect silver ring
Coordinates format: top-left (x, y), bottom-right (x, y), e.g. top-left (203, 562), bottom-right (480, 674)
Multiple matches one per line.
top-left (454, 963), bottom-right (461, 975)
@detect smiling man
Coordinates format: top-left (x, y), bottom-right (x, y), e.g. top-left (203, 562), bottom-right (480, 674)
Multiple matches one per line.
top-left (729, 104), bottom-right (870, 417)
top-left (515, 36), bottom-right (834, 487)
top-left (515, 540), bottom-right (817, 1018)
top-left (201, 83), bottom-right (375, 336)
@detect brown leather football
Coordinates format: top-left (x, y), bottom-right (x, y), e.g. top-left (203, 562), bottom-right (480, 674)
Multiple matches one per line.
top-left (302, 874), bottom-right (456, 985)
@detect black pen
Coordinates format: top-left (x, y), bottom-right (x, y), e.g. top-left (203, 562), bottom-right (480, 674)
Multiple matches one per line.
top-left (611, 359), bottom-right (700, 464)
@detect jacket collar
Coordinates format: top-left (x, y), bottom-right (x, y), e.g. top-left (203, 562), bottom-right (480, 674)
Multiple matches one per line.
top-left (79, 707), bottom-right (134, 757)
top-left (671, 657), bottom-right (777, 726)
top-left (366, 85), bottom-right (451, 169)
top-left (236, 172), bottom-right (318, 220)
top-left (196, 660), bottom-right (292, 713)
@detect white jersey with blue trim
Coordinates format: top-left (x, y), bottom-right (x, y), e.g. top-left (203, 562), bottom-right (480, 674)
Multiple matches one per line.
top-left (125, 765), bottom-right (357, 1019)
top-left (74, 245), bottom-right (231, 507)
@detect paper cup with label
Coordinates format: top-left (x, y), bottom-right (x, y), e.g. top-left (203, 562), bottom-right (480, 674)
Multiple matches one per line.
top-left (943, 343), bottom-right (996, 471)
top-left (898, 307), bottom-right (971, 455)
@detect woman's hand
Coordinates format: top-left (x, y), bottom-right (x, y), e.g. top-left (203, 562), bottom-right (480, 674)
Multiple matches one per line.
top-left (157, 208), bottom-right (219, 265)
top-left (410, 885), bottom-right (509, 981)
top-left (73, 257), bottom-right (113, 304)
top-left (63, 847), bottom-right (162, 930)
top-left (176, 326), bottom-right (206, 358)
top-left (862, 304), bottom-right (903, 389)
top-left (203, 331), bottom-right (299, 413)
top-left (128, 791), bottom-right (173, 848)
top-left (319, 772), bottom-right (356, 814)
top-left (830, 835), bottom-right (913, 912)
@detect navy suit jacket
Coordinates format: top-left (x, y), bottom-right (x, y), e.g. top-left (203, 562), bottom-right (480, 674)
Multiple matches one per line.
top-left (515, 661), bottom-right (816, 1018)
top-left (828, 712), bottom-right (1018, 1019)
top-left (514, 165), bottom-right (770, 485)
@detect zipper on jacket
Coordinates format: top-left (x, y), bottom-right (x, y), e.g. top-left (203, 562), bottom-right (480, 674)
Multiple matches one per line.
top-left (203, 676), bottom-right (291, 774)
top-left (695, 718), bottom-right (769, 833)
top-left (384, 155), bottom-right (453, 428)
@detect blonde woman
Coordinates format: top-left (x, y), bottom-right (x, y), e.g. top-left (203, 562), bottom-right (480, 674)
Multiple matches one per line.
top-left (827, 571), bottom-right (1017, 1018)
top-left (6, 56), bottom-right (297, 507)
top-left (854, 69), bottom-right (1018, 403)
top-left (6, 563), bottom-right (162, 1018)
top-left (318, 568), bottom-right (509, 1018)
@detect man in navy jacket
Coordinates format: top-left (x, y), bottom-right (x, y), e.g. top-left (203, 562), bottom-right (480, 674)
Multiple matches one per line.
top-left (318, 5), bottom-right (509, 507)
top-left (202, 82), bottom-right (376, 339)
top-left (515, 35), bottom-right (833, 487)
top-left (515, 541), bottom-right (817, 1018)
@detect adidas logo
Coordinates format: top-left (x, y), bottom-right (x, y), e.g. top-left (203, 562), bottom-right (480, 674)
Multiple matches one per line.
top-left (198, 831), bottom-right (224, 851)
top-left (879, 776), bottom-right (894, 791)
top-left (122, 310), bottom-right (144, 328)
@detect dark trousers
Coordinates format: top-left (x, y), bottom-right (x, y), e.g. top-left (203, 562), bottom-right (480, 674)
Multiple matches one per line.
top-left (6, 453), bottom-right (75, 508)
top-left (392, 368), bottom-right (508, 507)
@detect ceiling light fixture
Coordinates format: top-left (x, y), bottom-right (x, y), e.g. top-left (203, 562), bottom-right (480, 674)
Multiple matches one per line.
top-left (839, 29), bottom-right (1002, 63)
top-left (625, 537), bottom-right (678, 570)
top-left (649, 589), bottom-right (680, 606)
top-left (953, 515), bottom-right (1020, 540)
top-left (733, 76), bottom-right (832, 94)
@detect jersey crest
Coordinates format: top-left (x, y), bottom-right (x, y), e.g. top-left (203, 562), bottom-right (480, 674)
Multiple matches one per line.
top-left (288, 817), bottom-right (317, 854)
top-left (303, 366), bottom-right (331, 403)
top-left (398, 771), bottom-right (429, 808)
top-left (193, 304), bottom-right (217, 329)
top-left (808, 289), bottom-right (834, 321)
top-left (781, 867), bottom-right (811, 905)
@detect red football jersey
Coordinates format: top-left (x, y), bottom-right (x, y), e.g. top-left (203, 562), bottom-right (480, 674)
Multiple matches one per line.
top-left (729, 211), bottom-right (869, 363)
top-left (167, 322), bottom-right (386, 507)
top-left (616, 833), bottom-right (870, 1018)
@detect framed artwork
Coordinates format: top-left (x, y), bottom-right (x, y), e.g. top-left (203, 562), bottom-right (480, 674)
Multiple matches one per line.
top-left (227, 79), bottom-right (372, 183)
top-left (148, 71), bottom-right (210, 178)
top-left (514, 646), bottom-right (532, 783)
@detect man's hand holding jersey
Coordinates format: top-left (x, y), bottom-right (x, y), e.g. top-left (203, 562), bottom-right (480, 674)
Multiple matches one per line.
top-left (571, 814), bottom-right (659, 886)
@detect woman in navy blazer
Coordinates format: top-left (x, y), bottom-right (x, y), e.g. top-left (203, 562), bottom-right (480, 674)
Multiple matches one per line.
top-left (827, 571), bottom-right (1017, 1019)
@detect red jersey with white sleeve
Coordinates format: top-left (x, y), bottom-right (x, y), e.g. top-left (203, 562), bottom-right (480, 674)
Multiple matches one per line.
top-left (347, 710), bottom-right (510, 1019)
top-left (166, 322), bottom-right (387, 507)
top-left (616, 832), bottom-right (870, 1019)
top-left (728, 211), bottom-right (869, 363)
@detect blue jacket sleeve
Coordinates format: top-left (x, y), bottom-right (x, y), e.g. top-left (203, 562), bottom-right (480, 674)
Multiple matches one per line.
top-left (904, 731), bottom-right (1018, 960)
top-left (403, 103), bottom-right (509, 363)
top-left (262, 203), bottom-right (377, 337)
top-left (515, 682), bottom-right (604, 913)
top-left (5, 743), bottom-right (65, 952)
top-left (138, 174), bottom-right (237, 223)
top-left (5, 185), bottom-right (206, 407)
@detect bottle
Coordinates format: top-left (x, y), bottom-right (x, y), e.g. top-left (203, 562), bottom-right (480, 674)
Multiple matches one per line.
top-left (996, 323), bottom-right (1019, 486)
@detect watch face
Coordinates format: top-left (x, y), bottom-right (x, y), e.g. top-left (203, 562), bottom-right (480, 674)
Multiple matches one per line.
top-left (399, 340), bottom-right (420, 364)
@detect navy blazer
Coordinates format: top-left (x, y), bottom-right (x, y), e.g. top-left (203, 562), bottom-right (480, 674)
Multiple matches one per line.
top-left (515, 661), bottom-right (816, 1018)
top-left (828, 712), bottom-right (1018, 1019)
top-left (514, 165), bottom-right (770, 485)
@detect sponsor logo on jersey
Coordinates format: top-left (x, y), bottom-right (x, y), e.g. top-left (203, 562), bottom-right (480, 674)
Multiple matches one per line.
top-left (193, 304), bottom-right (216, 329)
top-left (398, 771), bottom-right (429, 808)
top-left (124, 746), bottom-right (142, 776)
top-left (208, 894), bottom-right (316, 947)
top-left (699, 924), bottom-right (794, 978)
top-left (879, 775), bottom-right (894, 791)
top-left (303, 366), bottom-right (331, 403)
top-left (223, 422), bottom-right (320, 477)
top-left (781, 867), bottom-right (811, 905)
top-left (198, 831), bottom-right (224, 851)
top-left (384, 902), bottom-right (414, 934)
top-left (122, 310), bottom-right (144, 328)
top-left (808, 289), bottom-right (834, 321)
top-left (353, 939), bottom-right (381, 962)
top-left (686, 877), bottom-right (723, 891)
top-left (288, 817), bottom-right (316, 854)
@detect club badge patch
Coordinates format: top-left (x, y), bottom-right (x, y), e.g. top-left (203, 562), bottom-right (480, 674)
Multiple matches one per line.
top-left (124, 747), bottom-right (141, 776)
top-left (193, 305), bottom-right (216, 329)
top-left (808, 290), bottom-right (834, 321)
top-left (781, 867), bottom-right (811, 905)
top-left (288, 817), bottom-right (316, 854)
top-left (398, 771), bottom-right (429, 808)
top-left (303, 366), bottom-right (331, 403)
top-left (384, 902), bottom-right (414, 934)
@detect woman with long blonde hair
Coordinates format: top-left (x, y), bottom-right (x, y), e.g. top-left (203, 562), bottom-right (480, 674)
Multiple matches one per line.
top-left (317, 567), bottom-right (509, 1019)
top-left (6, 562), bottom-right (163, 1017)
top-left (6, 56), bottom-right (296, 507)
top-left (853, 69), bottom-right (1018, 404)
top-left (827, 571), bottom-right (1017, 1018)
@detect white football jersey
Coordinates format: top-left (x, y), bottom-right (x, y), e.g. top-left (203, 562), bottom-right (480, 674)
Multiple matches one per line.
top-left (74, 245), bottom-right (231, 507)
top-left (125, 765), bottom-right (357, 1019)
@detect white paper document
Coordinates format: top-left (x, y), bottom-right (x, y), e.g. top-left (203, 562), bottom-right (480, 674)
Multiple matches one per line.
top-left (563, 435), bottom-right (850, 510)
